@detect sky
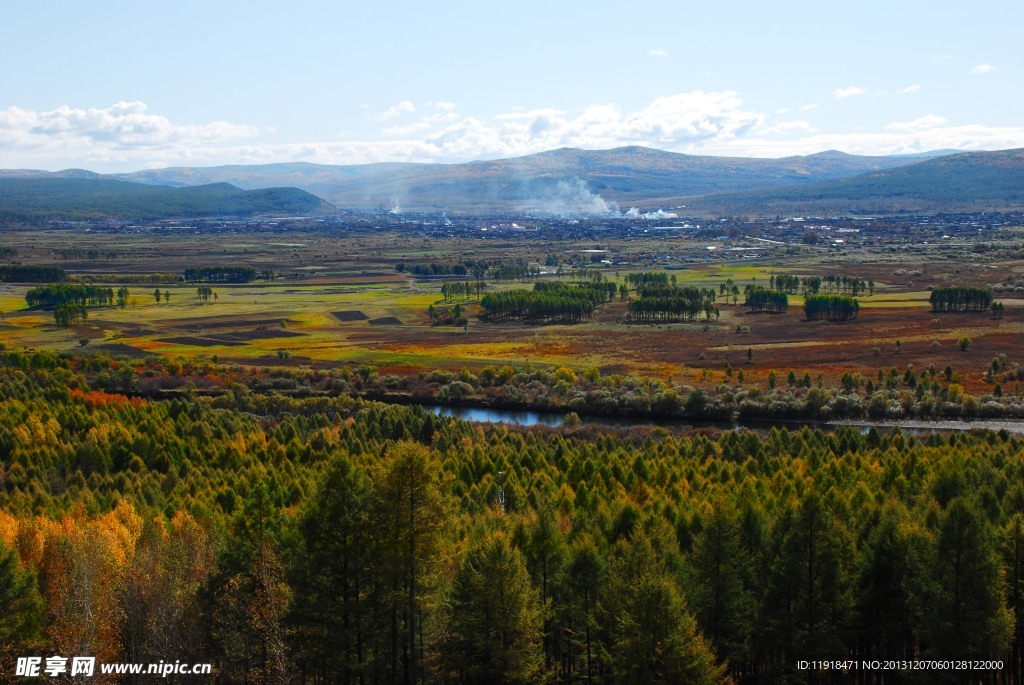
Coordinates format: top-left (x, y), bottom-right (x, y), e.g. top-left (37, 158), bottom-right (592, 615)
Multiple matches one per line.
top-left (1, 0), bottom-right (1022, 172)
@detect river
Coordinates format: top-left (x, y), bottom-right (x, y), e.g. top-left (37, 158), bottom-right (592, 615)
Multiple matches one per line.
top-left (425, 404), bottom-right (1024, 435)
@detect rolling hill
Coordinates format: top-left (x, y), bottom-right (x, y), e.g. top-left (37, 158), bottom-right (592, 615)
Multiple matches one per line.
top-left (112, 146), bottom-right (939, 212)
top-left (0, 177), bottom-right (334, 224)
top-left (5, 146), bottom-right (1022, 218)
top-left (683, 148), bottom-right (1024, 214)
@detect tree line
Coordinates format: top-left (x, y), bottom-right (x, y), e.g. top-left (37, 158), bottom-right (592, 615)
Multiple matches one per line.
top-left (627, 286), bottom-right (718, 323)
top-left (0, 264), bottom-right (67, 283)
top-left (441, 281), bottom-right (481, 302)
top-left (803, 294), bottom-right (860, 321)
top-left (25, 284), bottom-right (116, 309)
top-left (183, 266), bottom-right (257, 283)
top-left (479, 282), bottom-right (615, 324)
top-left (930, 286), bottom-right (994, 313)
top-left (769, 274), bottom-right (874, 296)
top-left (743, 286), bottom-right (789, 314)
top-left (397, 259), bottom-right (539, 283)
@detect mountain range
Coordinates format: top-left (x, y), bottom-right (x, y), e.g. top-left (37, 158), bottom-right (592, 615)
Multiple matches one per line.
top-left (108, 147), bottom-right (948, 213)
top-left (2, 146), bottom-right (1023, 218)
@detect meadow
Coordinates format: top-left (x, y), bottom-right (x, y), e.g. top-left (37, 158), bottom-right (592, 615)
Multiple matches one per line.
top-left (1, 224), bottom-right (1021, 396)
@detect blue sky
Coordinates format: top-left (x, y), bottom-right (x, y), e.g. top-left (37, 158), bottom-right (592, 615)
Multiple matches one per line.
top-left (2, 0), bottom-right (1021, 171)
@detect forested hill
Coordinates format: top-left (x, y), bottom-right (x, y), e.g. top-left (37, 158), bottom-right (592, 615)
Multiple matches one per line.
top-left (0, 177), bottom-right (334, 223)
top-left (685, 148), bottom-right (1024, 214)
top-left (1, 352), bottom-right (1023, 683)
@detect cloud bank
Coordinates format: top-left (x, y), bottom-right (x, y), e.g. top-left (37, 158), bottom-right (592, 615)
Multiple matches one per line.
top-left (3, 92), bottom-right (1024, 172)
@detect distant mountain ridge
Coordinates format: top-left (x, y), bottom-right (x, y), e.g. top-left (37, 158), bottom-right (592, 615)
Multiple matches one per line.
top-left (0, 177), bottom-right (334, 223)
top-left (107, 146), bottom-right (943, 212)
top-left (684, 148), bottom-right (1024, 214)
top-left (4, 146), bottom-right (1023, 217)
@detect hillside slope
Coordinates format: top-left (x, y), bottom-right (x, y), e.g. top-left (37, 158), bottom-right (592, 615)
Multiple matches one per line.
top-left (112, 146), bottom-right (935, 212)
top-left (0, 178), bottom-right (334, 223)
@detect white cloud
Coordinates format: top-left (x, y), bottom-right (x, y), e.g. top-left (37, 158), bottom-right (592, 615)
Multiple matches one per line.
top-left (971, 64), bottom-right (995, 75)
top-left (380, 111), bottom-right (458, 136)
top-left (0, 101), bottom-right (260, 169)
top-left (381, 121), bottom-right (433, 137)
top-left (774, 108), bottom-right (789, 115)
top-left (699, 123), bottom-right (1024, 158)
top-left (647, 48), bottom-right (668, 58)
top-left (834, 86), bottom-right (867, 99)
top-left (800, 103), bottom-right (820, 111)
top-left (368, 100), bottom-right (416, 121)
top-left (493, 108), bottom-right (567, 121)
top-left (408, 92), bottom-right (765, 159)
top-left (902, 85), bottom-right (921, 94)
top-left (432, 101), bottom-right (457, 111)
top-left (759, 120), bottom-right (817, 136)
top-left (885, 114), bottom-right (948, 131)
top-left (5, 95), bottom-right (1024, 172)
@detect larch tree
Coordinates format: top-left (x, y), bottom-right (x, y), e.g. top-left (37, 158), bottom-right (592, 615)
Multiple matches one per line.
top-left (445, 532), bottom-right (543, 685)
top-left (601, 532), bottom-right (730, 685)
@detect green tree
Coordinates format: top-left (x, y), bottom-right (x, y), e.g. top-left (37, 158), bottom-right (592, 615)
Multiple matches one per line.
top-left (564, 536), bottom-right (606, 683)
top-left (206, 487), bottom-right (293, 684)
top-left (375, 441), bottom-right (448, 685)
top-left (921, 498), bottom-right (1012, 659)
top-left (601, 532), bottom-right (729, 685)
top-left (0, 539), bottom-right (43, 656)
top-left (686, 504), bottom-right (752, 676)
top-left (1003, 514), bottom-right (1024, 683)
top-left (289, 454), bottom-right (374, 683)
top-left (854, 503), bottom-right (923, 663)
top-left (446, 532), bottom-right (543, 685)
top-left (522, 506), bottom-right (567, 670)
top-left (760, 494), bottom-right (851, 673)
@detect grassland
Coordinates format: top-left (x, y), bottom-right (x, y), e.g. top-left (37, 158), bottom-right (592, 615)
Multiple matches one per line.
top-left (1, 224), bottom-right (1022, 395)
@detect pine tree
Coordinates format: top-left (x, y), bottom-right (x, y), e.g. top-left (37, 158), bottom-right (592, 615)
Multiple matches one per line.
top-left (446, 532), bottom-right (543, 685)
top-left (375, 441), bottom-right (448, 685)
top-left (0, 538), bottom-right (43, 656)
top-left (921, 498), bottom-right (1012, 659)
top-left (601, 532), bottom-right (730, 685)
top-left (289, 453), bottom-right (374, 682)
top-left (686, 504), bottom-right (752, 677)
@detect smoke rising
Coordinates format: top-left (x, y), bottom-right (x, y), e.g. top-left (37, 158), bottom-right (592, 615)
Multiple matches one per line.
top-left (533, 179), bottom-right (620, 218)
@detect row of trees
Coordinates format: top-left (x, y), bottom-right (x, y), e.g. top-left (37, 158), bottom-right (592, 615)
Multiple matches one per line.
top-left (930, 286), bottom-right (994, 312)
top-left (183, 266), bottom-right (257, 283)
top-left (625, 272), bottom-right (674, 289)
top-left (0, 264), bottom-right (67, 283)
top-left (196, 286), bottom-right (217, 304)
top-left (627, 286), bottom-right (719, 323)
top-left (2, 356), bottom-right (1024, 682)
top-left (400, 261), bottom-right (477, 277)
top-left (743, 286), bottom-right (789, 314)
top-left (766, 274), bottom-right (875, 297)
top-left (480, 282), bottom-right (614, 323)
top-left (440, 281), bottom-right (481, 302)
top-left (52, 303), bottom-right (88, 328)
top-left (398, 259), bottom-right (541, 283)
top-left (25, 284), bottom-right (117, 309)
top-left (803, 294), bottom-right (860, 321)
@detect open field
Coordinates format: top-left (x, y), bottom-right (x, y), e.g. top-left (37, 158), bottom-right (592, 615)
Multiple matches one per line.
top-left (2, 221), bottom-right (1023, 394)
